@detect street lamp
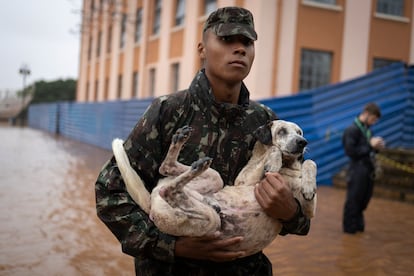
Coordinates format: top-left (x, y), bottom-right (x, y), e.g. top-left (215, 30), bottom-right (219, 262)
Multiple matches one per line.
top-left (19, 64), bottom-right (31, 125)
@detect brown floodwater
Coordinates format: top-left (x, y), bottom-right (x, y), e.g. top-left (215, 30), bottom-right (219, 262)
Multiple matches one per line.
top-left (0, 124), bottom-right (413, 276)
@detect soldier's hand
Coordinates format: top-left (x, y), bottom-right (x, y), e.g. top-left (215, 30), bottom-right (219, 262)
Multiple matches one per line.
top-left (255, 172), bottom-right (298, 221)
top-left (175, 232), bottom-right (245, 262)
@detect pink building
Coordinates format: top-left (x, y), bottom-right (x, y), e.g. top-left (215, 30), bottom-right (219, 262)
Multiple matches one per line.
top-left (76, 0), bottom-right (414, 102)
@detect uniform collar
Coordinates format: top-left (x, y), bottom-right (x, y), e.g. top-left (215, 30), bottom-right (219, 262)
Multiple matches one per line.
top-left (189, 69), bottom-right (250, 110)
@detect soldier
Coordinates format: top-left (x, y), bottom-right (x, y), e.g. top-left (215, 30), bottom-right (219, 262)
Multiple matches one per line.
top-left (95, 7), bottom-right (310, 275)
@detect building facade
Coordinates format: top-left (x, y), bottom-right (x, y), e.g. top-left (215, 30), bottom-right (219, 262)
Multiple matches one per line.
top-left (76, 0), bottom-right (414, 102)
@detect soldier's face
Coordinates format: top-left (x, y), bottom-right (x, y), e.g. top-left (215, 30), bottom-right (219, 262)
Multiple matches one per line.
top-left (198, 30), bottom-right (255, 84)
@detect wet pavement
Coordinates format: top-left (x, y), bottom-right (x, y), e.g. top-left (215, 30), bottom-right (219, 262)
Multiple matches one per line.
top-left (0, 124), bottom-right (413, 276)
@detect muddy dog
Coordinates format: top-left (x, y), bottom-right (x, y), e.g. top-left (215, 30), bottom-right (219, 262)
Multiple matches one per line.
top-left (112, 120), bottom-right (317, 256)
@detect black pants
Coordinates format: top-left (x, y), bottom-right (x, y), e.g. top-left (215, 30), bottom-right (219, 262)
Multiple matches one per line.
top-left (343, 161), bottom-right (374, 233)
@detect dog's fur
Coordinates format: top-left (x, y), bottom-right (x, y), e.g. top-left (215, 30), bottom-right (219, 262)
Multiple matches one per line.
top-left (112, 120), bottom-right (317, 256)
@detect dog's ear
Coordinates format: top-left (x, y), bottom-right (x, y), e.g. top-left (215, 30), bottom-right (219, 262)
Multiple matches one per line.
top-left (254, 122), bottom-right (273, 145)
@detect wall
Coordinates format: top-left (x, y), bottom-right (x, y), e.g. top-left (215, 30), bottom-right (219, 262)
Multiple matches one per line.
top-left (28, 63), bottom-right (414, 185)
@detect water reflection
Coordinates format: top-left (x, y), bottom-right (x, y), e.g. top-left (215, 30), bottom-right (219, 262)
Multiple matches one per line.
top-left (0, 125), bottom-right (133, 275)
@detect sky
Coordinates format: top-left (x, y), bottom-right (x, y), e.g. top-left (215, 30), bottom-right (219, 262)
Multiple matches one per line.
top-left (0, 0), bottom-right (83, 93)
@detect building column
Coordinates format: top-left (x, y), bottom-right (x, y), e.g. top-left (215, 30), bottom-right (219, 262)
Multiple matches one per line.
top-left (244, 0), bottom-right (278, 100)
top-left (275, 0), bottom-right (298, 96)
top-left (340, 0), bottom-right (372, 81)
top-left (121, 1), bottom-right (138, 99)
top-left (156, 0), bottom-right (174, 96)
top-left (179, 0), bottom-right (200, 91)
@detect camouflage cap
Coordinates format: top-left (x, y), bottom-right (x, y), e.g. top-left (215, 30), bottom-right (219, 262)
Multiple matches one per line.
top-left (203, 7), bottom-right (257, 41)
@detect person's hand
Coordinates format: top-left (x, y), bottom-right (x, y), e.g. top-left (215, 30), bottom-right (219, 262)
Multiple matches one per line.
top-left (255, 172), bottom-right (298, 221)
top-left (370, 136), bottom-right (385, 150)
top-left (174, 232), bottom-right (245, 262)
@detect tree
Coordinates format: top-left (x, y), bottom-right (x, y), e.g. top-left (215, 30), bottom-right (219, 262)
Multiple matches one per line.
top-left (30, 79), bottom-right (77, 104)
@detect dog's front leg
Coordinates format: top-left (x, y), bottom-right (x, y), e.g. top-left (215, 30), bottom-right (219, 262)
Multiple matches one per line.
top-left (300, 160), bottom-right (317, 218)
top-left (264, 146), bottom-right (283, 173)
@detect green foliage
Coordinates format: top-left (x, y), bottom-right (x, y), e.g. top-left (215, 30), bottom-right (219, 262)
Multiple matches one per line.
top-left (30, 79), bottom-right (77, 104)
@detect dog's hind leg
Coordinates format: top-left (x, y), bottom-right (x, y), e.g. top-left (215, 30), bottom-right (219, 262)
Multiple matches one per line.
top-left (159, 126), bottom-right (192, 177)
top-left (159, 157), bottom-right (213, 207)
top-left (112, 138), bottom-right (151, 213)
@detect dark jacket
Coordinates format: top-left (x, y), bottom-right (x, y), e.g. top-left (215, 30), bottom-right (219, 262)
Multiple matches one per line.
top-left (342, 118), bottom-right (375, 170)
top-left (95, 70), bottom-right (310, 275)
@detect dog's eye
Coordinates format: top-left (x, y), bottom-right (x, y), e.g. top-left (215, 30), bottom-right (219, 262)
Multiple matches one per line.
top-left (278, 128), bottom-right (287, 136)
top-left (297, 130), bottom-right (303, 136)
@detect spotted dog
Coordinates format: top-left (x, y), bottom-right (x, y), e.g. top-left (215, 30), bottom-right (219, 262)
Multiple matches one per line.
top-left (112, 120), bottom-right (317, 256)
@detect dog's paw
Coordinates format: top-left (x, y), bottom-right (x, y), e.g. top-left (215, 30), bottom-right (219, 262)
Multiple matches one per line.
top-left (191, 157), bottom-right (212, 172)
top-left (172, 126), bottom-right (193, 144)
top-left (302, 188), bottom-right (316, 201)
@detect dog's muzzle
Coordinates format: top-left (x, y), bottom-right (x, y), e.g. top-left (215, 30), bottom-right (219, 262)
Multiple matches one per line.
top-left (291, 137), bottom-right (308, 154)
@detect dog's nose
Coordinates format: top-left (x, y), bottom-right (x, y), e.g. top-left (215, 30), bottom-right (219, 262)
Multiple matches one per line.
top-left (297, 138), bottom-right (308, 149)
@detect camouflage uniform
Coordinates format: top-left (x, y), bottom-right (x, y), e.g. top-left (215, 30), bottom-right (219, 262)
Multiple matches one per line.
top-left (95, 70), bottom-right (310, 275)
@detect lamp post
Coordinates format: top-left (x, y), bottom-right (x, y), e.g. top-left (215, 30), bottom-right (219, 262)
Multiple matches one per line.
top-left (19, 64), bottom-right (31, 126)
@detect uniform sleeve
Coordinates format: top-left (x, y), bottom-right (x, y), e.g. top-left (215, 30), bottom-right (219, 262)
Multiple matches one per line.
top-left (95, 97), bottom-right (176, 262)
top-left (279, 199), bottom-right (310, 236)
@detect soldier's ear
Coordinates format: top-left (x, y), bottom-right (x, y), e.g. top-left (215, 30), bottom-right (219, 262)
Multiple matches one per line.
top-left (254, 122), bottom-right (273, 145)
top-left (198, 42), bottom-right (206, 59)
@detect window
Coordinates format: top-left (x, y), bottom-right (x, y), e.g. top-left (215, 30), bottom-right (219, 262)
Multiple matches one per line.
top-left (308, 0), bottom-right (336, 4)
top-left (376, 0), bottom-right (404, 16)
top-left (132, 71), bottom-right (139, 97)
top-left (299, 49), bottom-right (332, 91)
top-left (171, 63), bottom-right (180, 92)
top-left (204, 0), bottom-right (216, 15)
top-left (373, 58), bottom-right (400, 70)
top-left (88, 36), bottom-right (92, 60)
top-left (96, 31), bottom-right (101, 57)
top-left (152, 0), bottom-right (162, 35)
top-left (94, 80), bottom-right (99, 100)
top-left (104, 78), bottom-right (109, 100)
top-left (175, 0), bottom-right (185, 26)
top-left (117, 75), bottom-right (123, 99)
top-left (120, 13), bottom-right (127, 48)
top-left (86, 82), bottom-right (90, 101)
top-left (135, 8), bottom-right (143, 43)
top-left (149, 68), bottom-right (156, 97)
top-left (107, 24), bottom-right (112, 53)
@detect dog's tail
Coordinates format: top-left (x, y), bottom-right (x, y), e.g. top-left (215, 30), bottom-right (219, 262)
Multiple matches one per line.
top-left (112, 138), bottom-right (151, 214)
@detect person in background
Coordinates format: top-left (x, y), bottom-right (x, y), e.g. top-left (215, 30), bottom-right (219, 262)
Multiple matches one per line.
top-left (342, 102), bottom-right (385, 234)
top-left (95, 7), bottom-right (310, 275)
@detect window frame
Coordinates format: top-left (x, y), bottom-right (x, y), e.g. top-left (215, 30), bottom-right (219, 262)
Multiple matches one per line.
top-left (299, 48), bottom-right (333, 91)
top-left (204, 0), bottom-right (216, 16)
top-left (132, 71), bottom-right (139, 98)
top-left (376, 0), bottom-right (404, 17)
top-left (171, 63), bottom-right (180, 93)
top-left (174, 0), bottom-right (185, 26)
top-left (152, 0), bottom-right (162, 35)
top-left (120, 13), bottom-right (127, 48)
top-left (135, 8), bottom-right (143, 43)
top-left (373, 57), bottom-right (401, 70)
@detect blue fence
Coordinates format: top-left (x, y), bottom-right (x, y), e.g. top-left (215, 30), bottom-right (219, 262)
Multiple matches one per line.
top-left (28, 63), bottom-right (414, 185)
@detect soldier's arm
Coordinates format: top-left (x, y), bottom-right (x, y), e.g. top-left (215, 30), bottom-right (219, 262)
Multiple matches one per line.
top-left (95, 97), bottom-right (179, 262)
top-left (95, 158), bottom-right (176, 262)
top-left (279, 199), bottom-right (310, 235)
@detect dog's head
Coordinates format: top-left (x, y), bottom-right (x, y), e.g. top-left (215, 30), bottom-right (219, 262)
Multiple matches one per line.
top-left (254, 120), bottom-right (307, 159)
